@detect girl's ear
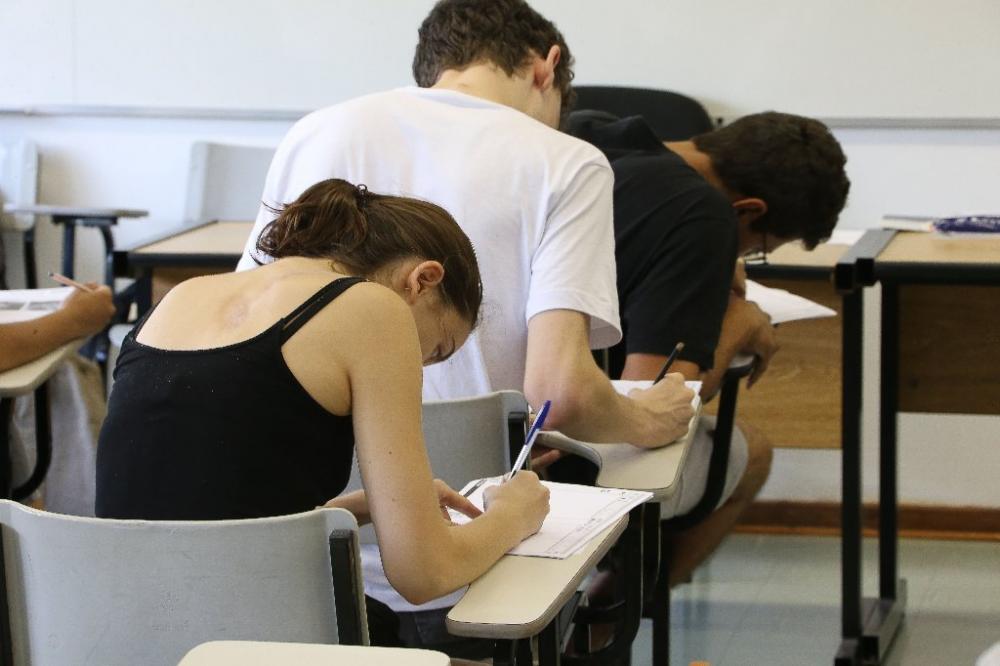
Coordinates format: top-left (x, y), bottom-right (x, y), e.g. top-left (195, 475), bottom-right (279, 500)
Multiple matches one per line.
top-left (403, 260), bottom-right (445, 300)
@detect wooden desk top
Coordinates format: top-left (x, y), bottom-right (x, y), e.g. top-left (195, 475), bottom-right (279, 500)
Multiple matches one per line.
top-left (134, 220), bottom-right (253, 256)
top-left (3, 204), bottom-right (147, 219)
top-left (878, 231), bottom-right (1000, 265)
top-left (767, 241), bottom-right (849, 269)
top-left (178, 641), bottom-right (449, 665)
top-left (446, 517), bottom-right (627, 639)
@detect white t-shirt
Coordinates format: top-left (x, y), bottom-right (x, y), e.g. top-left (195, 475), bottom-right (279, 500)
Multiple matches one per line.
top-left (238, 87), bottom-right (621, 611)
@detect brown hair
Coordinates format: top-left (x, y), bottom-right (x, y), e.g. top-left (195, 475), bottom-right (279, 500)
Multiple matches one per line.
top-left (692, 112), bottom-right (850, 249)
top-left (412, 0), bottom-right (576, 111)
top-left (256, 179), bottom-right (482, 327)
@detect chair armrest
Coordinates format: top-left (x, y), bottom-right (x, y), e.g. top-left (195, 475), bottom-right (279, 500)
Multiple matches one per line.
top-left (663, 355), bottom-right (755, 530)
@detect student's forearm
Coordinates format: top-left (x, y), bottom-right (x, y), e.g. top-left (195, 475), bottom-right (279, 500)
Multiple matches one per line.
top-left (322, 490), bottom-right (371, 524)
top-left (0, 312), bottom-right (82, 372)
top-left (380, 504), bottom-right (529, 605)
top-left (700, 305), bottom-right (756, 398)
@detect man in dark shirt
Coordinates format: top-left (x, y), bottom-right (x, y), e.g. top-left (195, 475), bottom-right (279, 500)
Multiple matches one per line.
top-left (568, 110), bottom-right (850, 584)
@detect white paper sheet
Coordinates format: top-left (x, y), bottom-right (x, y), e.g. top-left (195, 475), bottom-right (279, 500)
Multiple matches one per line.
top-left (0, 287), bottom-right (73, 317)
top-left (744, 280), bottom-right (836, 325)
top-left (452, 479), bottom-right (651, 559)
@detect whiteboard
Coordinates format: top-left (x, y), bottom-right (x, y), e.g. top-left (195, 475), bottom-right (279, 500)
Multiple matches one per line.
top-left (2, 0), bottom-right (999, 120)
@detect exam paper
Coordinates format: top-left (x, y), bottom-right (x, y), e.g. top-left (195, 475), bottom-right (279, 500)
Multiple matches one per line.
top-left (0, 287), bottom-right (72, 322)
top-left (744, 280), bottom-right (836, 325)
top-left (452, 479), bottom-right (651, 559)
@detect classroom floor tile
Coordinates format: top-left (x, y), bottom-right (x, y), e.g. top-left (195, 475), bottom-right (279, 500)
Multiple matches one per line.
top-left (628, 533), bottom-right (1000, 666)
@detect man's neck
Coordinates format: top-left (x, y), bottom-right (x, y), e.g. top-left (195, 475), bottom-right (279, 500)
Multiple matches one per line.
top-left (433, 64), bottom-right (534, 115)
top-left (664, 140), bottom-right (727, 194)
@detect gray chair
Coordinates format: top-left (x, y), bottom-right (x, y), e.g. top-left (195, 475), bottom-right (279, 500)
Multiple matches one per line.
top-left (184, 141), bottom-right (275, 224)
top-left (346, 390), bottom-right (529, 544)
top-left (0, 501), bottom-right (367, 666)
top-left (0, 141), bottom-right (40, 289)
top-left (571, 86), bottom-right (715, 141)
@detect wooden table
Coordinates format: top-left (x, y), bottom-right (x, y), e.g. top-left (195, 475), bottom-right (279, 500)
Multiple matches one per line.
top-left (178, 641), bottom-right (450, 665)
top-left (740, 241), bottom-right (850, 450)
top-left (836, 230), bottom-right (1000, 666)
top-left (113, 220), bottom-right (252, 311)
top-left (0, 332), bottom-right (84, 499)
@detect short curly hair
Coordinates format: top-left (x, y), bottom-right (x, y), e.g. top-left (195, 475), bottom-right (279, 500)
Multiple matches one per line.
top-left (413, 0), bottom-right (576, 110)
top-left (693, 112), bottom-right (850, 249)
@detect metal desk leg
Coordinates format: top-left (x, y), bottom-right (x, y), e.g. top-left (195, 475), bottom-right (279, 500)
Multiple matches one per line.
top-left (12, 384), bottom-right (52, 501)
top-left (835, 288), bottom-right (864, 666)
top-left (23, 227), bottom-right (37, 289)
top-left (538, 618), bottom-right (563, 666)
top-left (0, 398), bottom-right (12, 498)
top-left (861, 281), bottom-right (906, 663)
top-left (60, 220), bottom-right (77, 279)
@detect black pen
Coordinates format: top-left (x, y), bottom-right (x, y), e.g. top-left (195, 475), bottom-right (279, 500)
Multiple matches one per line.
top-left (653, 342), bottom-right (685, 384)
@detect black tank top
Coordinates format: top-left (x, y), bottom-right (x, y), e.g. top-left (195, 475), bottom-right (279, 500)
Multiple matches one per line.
top-left (96, 277), bottom-right (366, 520)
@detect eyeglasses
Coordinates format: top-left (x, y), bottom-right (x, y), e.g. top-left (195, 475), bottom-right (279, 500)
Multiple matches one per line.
top-left (743, 231), bottom-right (769, 266)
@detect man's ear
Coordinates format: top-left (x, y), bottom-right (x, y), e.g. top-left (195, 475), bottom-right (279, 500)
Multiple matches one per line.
top-left (532, 45), bottom-right (561, 91)
top-left (403, 260), bottom-right (445, 300)
top-left (733, 197), bottom-right (768, 224)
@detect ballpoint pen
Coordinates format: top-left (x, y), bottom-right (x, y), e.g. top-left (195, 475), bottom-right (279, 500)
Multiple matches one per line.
top-left (504, 399), bottom-right (552, 482)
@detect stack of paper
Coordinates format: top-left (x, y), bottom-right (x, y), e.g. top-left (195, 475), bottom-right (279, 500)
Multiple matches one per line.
top-left (452, 479), bottom-right (651, 559)
top-left (745, 280), bottom-right (836, 325)
top-left (0, 287), bottom-right (72, 323)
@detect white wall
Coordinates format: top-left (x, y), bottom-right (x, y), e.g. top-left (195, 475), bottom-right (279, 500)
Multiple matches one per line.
top-left (1, 1), bottom-right (998, 509)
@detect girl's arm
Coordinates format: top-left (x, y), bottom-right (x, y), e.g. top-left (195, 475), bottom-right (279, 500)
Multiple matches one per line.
top-left (289, 283), bottom-right (549, 605)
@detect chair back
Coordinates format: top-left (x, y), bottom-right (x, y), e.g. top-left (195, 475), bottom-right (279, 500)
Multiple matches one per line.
top-left (184, 142), bottom-right (274, 223)
top-left (345, 391), bottom-right (529, 543)
top-left (0, 501), bottom-right (367, 666)
top-left (572, 86), bottom-right (715, 141)
top-left (0, 141), bottom-right (39, 289)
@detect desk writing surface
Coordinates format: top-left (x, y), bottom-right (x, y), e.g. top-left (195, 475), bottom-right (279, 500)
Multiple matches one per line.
top-left (0, 340), bottom-right (81, 396)
top-left (134, 220), bottom-right (253, 256)
top-left (446, 518), bottom-right (626, 639)
top-left (877, 231), bottom-right (1000, 265)
top-left (178, 641), bottom-right (450, 665)
top-left (765, 241), bottom-right (848, 269)
top-left (3, 204), bottom-right (148, 219)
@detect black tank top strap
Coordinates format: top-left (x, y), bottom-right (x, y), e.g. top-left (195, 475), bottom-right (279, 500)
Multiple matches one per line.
top-left (280, 276), bottom-right (367, 342)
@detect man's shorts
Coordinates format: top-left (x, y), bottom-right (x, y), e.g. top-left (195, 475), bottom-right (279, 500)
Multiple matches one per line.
top-left (658, 415), bottom-right (749, 518)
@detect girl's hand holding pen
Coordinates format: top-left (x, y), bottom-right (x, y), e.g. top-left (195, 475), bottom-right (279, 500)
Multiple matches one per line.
top-left (483, 471), bottom-right (549, 538)
top-left (434, 479), bottom-right (482, 523)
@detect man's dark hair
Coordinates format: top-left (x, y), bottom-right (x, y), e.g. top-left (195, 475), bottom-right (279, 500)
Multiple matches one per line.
top-left (692, 112), bottom-right (850, 249)
top-left (413, 0), bottom-right (576, 110)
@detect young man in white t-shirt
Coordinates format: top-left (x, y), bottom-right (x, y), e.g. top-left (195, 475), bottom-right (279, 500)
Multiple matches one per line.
top-left (237, 0), bottom-right (695, 654)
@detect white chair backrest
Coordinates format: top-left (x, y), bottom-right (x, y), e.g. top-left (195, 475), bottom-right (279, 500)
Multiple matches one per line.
top-left (184, 142), bottom-right (275, 223)
top-left (0, 140), bottom-right (39, 288)
top-left (0, 501), bottom-right (366, 666)
top-left (0, 140), bottom-right (38, 233)
top-left (345, 391), bottom-right (529, 544)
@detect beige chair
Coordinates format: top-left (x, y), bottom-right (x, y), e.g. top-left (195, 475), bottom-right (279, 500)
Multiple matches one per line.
top-left (0, 501), bottom-right (367, 666)
top-left (0, 140), bottom-right (39, 289)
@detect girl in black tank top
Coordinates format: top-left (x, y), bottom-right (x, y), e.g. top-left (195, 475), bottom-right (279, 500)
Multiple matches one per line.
top-left (93, 179), bottom-right (550, 626)
top-left (96, 277), bottom-right (364, 520)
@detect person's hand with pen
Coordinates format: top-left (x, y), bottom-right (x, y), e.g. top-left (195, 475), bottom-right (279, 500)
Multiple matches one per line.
top-left (49, 272), bottom-right (116, 340)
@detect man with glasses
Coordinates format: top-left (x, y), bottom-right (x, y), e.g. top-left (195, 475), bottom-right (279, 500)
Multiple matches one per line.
top-left (567, 109), bottom-right (850, 585)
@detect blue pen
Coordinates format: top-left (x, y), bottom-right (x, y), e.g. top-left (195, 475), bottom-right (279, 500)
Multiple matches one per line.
top-left (504, 400), bottom-right (552, 482)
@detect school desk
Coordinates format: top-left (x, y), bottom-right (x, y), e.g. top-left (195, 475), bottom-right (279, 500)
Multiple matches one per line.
top-left (0, 336), bottom-right (83, 500)
top-left (833, 230), bottom-right (1000, 666)
top-left (112, 220), bottom-right (251, 311)
top-left (3, 204), bottom-right (147, 287)
top-left (177, 641), bottom-right (450, 665)
top-left (447, 517), bottom-right (628, 666)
